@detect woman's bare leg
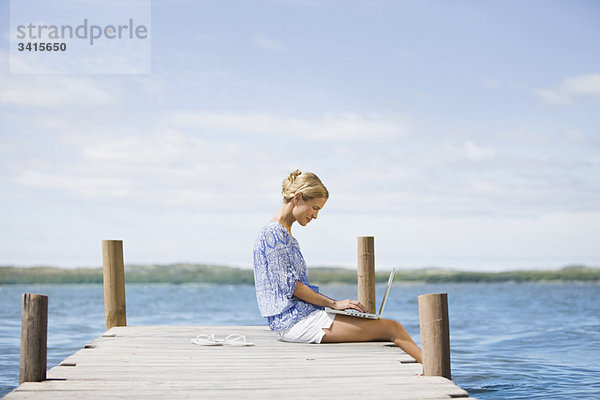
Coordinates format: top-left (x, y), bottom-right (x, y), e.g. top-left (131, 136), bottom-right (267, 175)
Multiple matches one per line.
top-left (321, 315), bottom-right (423, 363)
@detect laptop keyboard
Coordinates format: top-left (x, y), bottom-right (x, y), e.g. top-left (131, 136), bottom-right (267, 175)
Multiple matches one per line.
top-left (345, 309), bottom-right (370, 317)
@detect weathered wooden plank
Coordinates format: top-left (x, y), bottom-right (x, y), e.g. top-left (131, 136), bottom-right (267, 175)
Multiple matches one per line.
top-left (55, 354), bottom-right (410, 363)
top-left (5, 392), bottom-right (471, 400)
top-left (9, 382), bottom-right (470, 399)
top-left (16, 376), bottom-right (456, 390)
top-left (9, 390), bottom-right (468, 399)
top-left (15, 380), bottom-right (468, 396)
top-left (46, 365), bottom-right (424, 380)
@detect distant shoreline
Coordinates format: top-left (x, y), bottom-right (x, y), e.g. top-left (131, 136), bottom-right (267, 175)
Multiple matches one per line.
top-left (1, 264), bottom-right (599, 284)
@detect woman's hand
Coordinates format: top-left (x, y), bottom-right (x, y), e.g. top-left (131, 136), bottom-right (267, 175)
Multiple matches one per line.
top-left (332, 299), bottom-right (367, 313)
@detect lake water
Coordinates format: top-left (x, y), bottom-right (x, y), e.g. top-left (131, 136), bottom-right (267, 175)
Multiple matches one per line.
top-left (1, 282), bottom-right (599, 399)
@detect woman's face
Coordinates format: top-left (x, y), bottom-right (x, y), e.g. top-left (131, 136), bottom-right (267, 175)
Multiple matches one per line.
top-left (293, 195), bottom-right (327, 226)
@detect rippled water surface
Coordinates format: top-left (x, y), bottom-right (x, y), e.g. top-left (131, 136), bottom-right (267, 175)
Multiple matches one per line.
top-left (1, 282), bottom-right (599, 398)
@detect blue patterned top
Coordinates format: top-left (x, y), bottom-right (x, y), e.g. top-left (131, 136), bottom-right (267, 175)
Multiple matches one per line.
top-left (253, 221), bottom-right (323, 331)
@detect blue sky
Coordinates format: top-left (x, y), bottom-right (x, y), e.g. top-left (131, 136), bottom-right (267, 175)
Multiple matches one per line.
top-left (1, 0), bottom-right (599, 270)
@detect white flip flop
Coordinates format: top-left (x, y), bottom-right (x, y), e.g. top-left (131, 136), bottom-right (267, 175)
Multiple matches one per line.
top-left (222, 334), bottom-right (255, 347)
top-left (191, 333), bottom-right (223, 346)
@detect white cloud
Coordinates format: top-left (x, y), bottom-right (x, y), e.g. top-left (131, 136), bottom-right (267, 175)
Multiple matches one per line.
top-left (3, 107), bottom-right (599, 268)
top-left (535, 73), bottom-right (600, 104)
top-left (562, 74), bottom-right (600, 97)
top-left (253, 34), bottom-right (284, 51)
top-left (0, 50), bottom-right (114, 106)
top-left (0, 142), bottom-right (14, 153)
top-left (464, 141), bottom-right (496, 161)
top-left (413, 140), bottom-right (496, 166)
top-left (588, 155), bottom-right (600, 166)
top-left (494, 129), bottom-right (548, 146)
top-left (534, 88), bottom-right (571, 105)
top-left (305, 211), bottom-right (600, 270)
top-left (81, 129), bottom-right (208, 165)
top-left (15, 170), bottom-right (131, 198)
top-left (6, 124), bottom-right (282, 211)
top-left (562, 130), bottom-right (599, 147)
top-left (0, 73), bottom-right (113, 107)
top-left (3, 106), bottom-right (597, 222)
top-left (483, 78), bottom-right (502, 90)
top-left (166, 111), bottom-right (410, 142)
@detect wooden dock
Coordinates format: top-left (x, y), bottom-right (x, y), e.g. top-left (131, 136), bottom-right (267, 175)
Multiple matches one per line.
top-left (3, 325), bottom-right (475, 399)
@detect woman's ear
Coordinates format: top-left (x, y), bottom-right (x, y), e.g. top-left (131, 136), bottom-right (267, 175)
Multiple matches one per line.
top-left (293, 192), bottom-right (303, 205)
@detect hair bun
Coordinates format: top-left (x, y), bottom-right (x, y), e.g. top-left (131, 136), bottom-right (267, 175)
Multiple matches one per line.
top-left (282, 169), bottom-right (302, 199)
top-left (288, 169), bottom-right (302, 182)
top-left (281, 169), bottom-right (328, 203)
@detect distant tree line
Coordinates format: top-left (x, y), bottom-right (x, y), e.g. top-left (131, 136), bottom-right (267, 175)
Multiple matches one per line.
top-left (1, 264), bottom-right (598, 284)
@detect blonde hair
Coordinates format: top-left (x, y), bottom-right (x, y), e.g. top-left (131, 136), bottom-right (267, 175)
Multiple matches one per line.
top-left (282, 169), bottom-right (329, 203)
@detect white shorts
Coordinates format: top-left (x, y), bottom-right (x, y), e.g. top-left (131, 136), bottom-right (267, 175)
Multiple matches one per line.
top-left (278, 310), bottom-right (336, 344)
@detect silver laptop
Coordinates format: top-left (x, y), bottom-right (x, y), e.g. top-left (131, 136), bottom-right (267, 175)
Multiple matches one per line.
top-left (325, 268), bottom-right (396, 319)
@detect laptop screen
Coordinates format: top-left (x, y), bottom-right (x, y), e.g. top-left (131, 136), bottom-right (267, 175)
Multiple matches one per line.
top-left (378, 268), bottom-right (396, 316)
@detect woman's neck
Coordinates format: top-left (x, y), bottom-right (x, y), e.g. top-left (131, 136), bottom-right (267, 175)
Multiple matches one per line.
top-left (273, 202), bottom-right (295, 236)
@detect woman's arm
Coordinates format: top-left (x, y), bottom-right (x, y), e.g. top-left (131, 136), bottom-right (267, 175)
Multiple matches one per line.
top-left (293, 281), bottom-right (366, 313)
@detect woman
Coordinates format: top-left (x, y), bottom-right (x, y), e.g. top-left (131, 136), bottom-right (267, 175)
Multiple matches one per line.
top-left (253, 169), bottom-right (422, 363)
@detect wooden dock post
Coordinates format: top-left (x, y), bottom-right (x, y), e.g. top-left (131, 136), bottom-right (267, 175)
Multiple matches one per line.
top-left (102, 240), bottom-right (127, 330)
top-left (357, 236), bottom-right (376, 314)
top-left (418, 293), bottom-right (451, 379)
top-left (19, 293), bottom-right (48, 384)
